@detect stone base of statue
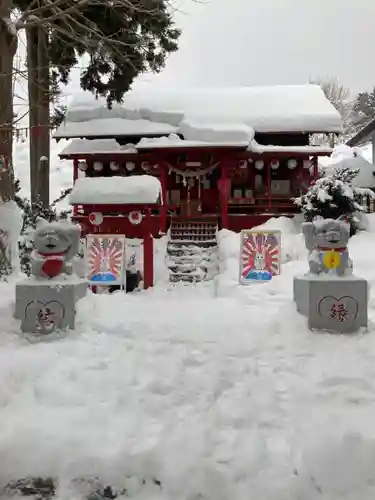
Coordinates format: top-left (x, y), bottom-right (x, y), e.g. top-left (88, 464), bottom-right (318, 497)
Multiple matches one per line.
top-left (293, 274), bottom-right (368, 333)
top-left (15, 275), bottom-right (87, 335)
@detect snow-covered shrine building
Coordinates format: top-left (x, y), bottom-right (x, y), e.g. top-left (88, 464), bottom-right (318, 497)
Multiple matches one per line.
top-left (55, 85), bottom-right (341, 240)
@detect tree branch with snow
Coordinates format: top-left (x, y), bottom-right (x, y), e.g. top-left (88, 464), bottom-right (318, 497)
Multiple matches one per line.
top-left (294, 166), bottom-right (374, 236)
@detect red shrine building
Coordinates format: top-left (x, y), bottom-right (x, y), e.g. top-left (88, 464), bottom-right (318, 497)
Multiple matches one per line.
top-left (55, 85), bottom-right (341, 241)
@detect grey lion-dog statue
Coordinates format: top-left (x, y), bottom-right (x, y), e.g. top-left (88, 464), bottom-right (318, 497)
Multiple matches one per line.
top-left (31, 220), bottom-right (81, 278)
top-left (302, 217), bottom-right (353, 276)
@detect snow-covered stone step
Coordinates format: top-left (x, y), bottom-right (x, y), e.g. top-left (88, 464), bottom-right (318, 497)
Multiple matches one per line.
top-left (167, 219), bottom-right (219, 283)
top-left (168, 238), bottom-right (217, 245)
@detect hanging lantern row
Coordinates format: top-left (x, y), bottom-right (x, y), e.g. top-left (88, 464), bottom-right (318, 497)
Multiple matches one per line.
top-left (77, 160), bottom-right (156, 172)
top-left (253, 158), bottom-right (303, 170)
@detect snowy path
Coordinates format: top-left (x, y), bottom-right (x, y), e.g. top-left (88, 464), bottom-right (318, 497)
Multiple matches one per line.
top-left (2, 232), bottom-right (375, 498)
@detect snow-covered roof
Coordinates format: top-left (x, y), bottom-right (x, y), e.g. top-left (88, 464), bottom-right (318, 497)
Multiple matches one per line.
top-left (54, 85), bottom-right (342, 141)
top-left (69, 175), bottom-right (161, 205)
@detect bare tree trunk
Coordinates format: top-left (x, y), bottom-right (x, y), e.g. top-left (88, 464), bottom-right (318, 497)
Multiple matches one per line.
top-left (0, 0), bottom-right (17, 202)
top-left (37, 26), bottom-right (50, 207)
top-left (26, 27), bottom-right (40, 205)
top-left (27, 25), bottom-right (50, 208)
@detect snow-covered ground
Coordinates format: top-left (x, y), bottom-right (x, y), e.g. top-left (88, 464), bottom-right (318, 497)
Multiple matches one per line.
top-left (8, 70), bottom-right (375, 496)
top-left (2, 215), bottom-right (375, 499)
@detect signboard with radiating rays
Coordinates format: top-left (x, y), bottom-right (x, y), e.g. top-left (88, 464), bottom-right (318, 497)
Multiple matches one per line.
top-left (239, 230), bottom-right (281, 284)
top-left (85, 235), bottom-right (126, 285)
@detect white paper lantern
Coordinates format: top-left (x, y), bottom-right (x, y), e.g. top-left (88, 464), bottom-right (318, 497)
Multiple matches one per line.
top-left (93, 161), bottom-right (103, 171)
top-left (255, 160), bottom-right (264, 170)
top-left (78, 161), bottom-right (87, 172)
top-left (110, 162), bottom-right (119, 171)
top-left (270, 159), bottom-right (279, 170)
top-left (88, 212), bottom-right (103, 226)
top-left (126, 161), bottom-right (135, 171)
top-left (303, 159), bottom-right (312, 169)
top-left (141, 162), bottom-right (150, 172)
top-left (287, 158), bottom-right (298, 170)
top-left (128, 211), bottom-right (143, 225)
top-left (239, 160), bottom-right (247, 169)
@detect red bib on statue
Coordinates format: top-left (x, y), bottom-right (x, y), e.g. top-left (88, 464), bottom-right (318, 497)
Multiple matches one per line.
top-left (41, 255), bottom-right (64, 278)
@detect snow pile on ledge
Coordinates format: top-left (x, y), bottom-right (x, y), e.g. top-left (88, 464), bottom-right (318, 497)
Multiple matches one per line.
top-left (137, 131), bottom-right (250, 149)
top-left (54, 117), bottom-right (177, 139)
top-left (319, 145), bottom-right (375, 188)
top-left (61, 139), bottom-right (124, 156)
top-left (69, 176), bottom-right (161, 205)
top-left (179, 121), bottom-right (254, 144)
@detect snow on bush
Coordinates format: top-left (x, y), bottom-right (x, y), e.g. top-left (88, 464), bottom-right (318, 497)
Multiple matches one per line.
top-left (0, 200), bottom-right (22, 277)
top-left (294, 166), bottom-right (374, 235)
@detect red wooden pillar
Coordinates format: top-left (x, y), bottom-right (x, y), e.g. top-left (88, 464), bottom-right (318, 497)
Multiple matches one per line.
top-left (159, 163), bottom-right (167, 233)
top-left (220, 161), bottom-right (229, 229)
top-left (266, 159), bottom-right (272, 210)
top-left (73, 158), bottom-right (79, 182)
top-left (143, 209), bottom-right (154, 289)
top-left (313, 156), bottom-right (319, 180)
top-left (73, 159), bottom-right (79, 216)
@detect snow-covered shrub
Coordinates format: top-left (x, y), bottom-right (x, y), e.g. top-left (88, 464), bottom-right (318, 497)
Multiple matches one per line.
top-left (0, 201), bottom-right (22, 278)
top-left (15, 180), bottom-right (72, 275)
top-left (294, 167), bottom-right (374, 235)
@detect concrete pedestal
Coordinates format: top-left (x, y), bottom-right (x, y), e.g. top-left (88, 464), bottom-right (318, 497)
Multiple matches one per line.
top-left (293, 274), bottom-right (368, 333)
top-left (15, 276), bottom-right (87, 335)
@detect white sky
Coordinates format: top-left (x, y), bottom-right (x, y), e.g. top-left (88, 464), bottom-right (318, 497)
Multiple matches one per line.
top-left (137, 0), bottom-right (375, 96)
top-left (14, 0), bottom-right (375, 113)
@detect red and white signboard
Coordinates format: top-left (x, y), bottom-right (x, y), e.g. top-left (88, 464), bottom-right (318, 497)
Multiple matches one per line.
top-left (239, 230), bottom-right (281, 284)
top-left (85, 235), bottom-right (126, 286)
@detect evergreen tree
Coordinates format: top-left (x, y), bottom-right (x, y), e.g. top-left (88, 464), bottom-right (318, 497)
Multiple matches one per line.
top-left (14, 0), bottom-right (181, 106)
top-left (351, 87), bottom-right (375, 132)
top-left (294, 167), bottom-right (374, 236)
top-left (12, 0), bottom-right (180, 206)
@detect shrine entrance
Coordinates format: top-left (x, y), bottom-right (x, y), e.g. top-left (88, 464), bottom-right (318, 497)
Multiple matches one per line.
top-left (180, 181), bottom-right (201, 216)
top-left (179, 174), bottom-right (203, 217)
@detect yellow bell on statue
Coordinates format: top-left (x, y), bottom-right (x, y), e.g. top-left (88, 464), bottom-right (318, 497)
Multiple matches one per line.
top-left (322, 250), bottom-right (341, 269)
